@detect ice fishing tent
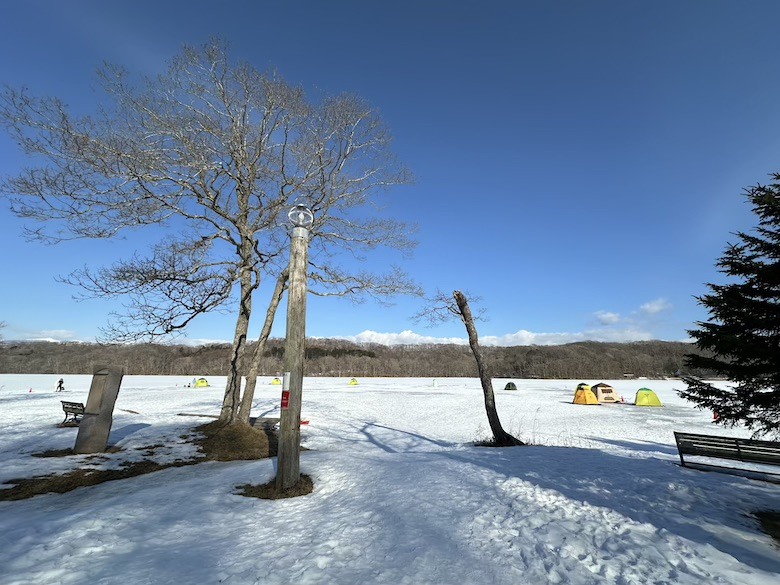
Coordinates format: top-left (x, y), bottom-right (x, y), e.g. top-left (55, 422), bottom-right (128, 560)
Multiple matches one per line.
top-left (504, 382), bottom-right (518, 391)
top-left (271, 377), bottom-right (282, 385)
top-left (634, 388), bottom-right (662, 407)
top-left (572, 383), bottom-right (599, 405)
top-left (349, 378), bottom-right (359, 386)
top-left (591, 382), bottom-right (621, 403)
top-left (193, 377), bottom-right (209, 388)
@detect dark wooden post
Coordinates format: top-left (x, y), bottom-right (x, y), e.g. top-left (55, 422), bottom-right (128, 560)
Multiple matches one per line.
top-left (453, 291), bottom-right (524, 447)
top-left (74, 365), bottom-right (125, 454)
top-left (276, 206), bottom-right (312, 491)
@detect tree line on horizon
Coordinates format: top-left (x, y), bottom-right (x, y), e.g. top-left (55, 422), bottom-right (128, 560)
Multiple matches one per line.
top-left (0, 339), bottom-right (716, 379)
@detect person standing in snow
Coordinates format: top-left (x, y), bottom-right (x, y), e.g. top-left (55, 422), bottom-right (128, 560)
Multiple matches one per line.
top-left (56, 378), bottom-right (64, 392)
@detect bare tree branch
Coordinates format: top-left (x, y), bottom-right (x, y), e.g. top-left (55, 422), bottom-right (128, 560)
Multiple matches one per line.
top-left (0, 38), bottom-right (416, 424)
top-left (413, 289), bottom-right (487, 326)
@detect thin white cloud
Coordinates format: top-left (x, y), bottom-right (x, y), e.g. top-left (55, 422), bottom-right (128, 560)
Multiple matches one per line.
top-left (343, 328), bottom-right (655, 347)
top-left (481, 328), bottom-right (654, 346)
top-left (347, 330), bottom-right (467, 346)
top-left (6, 327), bottom-right (660, 347)
top-left (177, 338), bottom-right (232, 347)
top-left (594, 311), bottom-right (621, 325)
top-left (583, 328), bottom-right (655, 343)
top-left (482, 330), bottom-right (585, 346)
top-left (19, 329), bottom-right (78, 342)
top-left (639, 298), bottom-right (672, 315)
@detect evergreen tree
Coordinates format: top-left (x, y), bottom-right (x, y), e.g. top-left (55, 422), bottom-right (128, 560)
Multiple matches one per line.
top-left (680, 174), bottom-right (780, 437)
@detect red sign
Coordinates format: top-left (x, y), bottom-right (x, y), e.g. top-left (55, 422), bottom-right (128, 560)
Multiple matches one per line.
top-left (281, 390), bottom-right (290, 410)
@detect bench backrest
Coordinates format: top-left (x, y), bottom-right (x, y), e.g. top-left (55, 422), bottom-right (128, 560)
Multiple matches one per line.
top-left (61, 401), bottom-right (85, 412)
top-left (674, 431), bottom-right (780, 466)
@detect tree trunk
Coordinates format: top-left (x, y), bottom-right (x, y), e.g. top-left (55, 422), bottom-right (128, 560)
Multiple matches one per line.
top-left (237, 268), bottom-right (289, 424)
top-left (219, 254), bottom-right (257, 424)
top-left (453, 291), bottom-right (524, 447)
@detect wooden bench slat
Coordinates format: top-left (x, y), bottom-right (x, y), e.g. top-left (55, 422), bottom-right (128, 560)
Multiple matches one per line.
top-left (674, 431), bottom-right (780, 476)
top-left (60, 401), bottom-right (85, 425)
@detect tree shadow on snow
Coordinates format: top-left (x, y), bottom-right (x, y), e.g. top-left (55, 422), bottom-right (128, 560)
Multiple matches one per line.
top-left (358, 422), bottom-right (456, 454)
top-left (108, 423), bottom-right (152, 443)
top-left (584, 436), bottom-right (680, 456)
top-left (442, 445), bottom-right (780, 574)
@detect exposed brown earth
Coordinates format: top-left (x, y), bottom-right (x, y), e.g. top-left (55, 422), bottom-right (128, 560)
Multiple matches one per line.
top-left (0, 421), bottom-right (286, 501)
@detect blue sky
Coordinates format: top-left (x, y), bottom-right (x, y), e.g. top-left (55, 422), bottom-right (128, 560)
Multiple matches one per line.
top-left (2, 0), bottom-right (780, 346)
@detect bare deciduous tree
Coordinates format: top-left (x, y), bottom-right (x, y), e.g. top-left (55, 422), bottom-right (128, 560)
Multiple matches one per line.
top-left (0, 39), bottom-right (420, 424)
top-left (417, 290), bottom-right (524, 446)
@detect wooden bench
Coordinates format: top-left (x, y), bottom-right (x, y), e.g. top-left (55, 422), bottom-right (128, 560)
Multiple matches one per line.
top-left (674, 431), bottom-right (780, 480)
top-left (252, 417), bottom-right (281, 430)
top-left (61, 401), bottom-right (85, 425)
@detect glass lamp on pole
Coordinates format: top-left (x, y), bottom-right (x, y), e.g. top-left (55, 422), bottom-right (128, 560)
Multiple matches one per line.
top-left (288, 204), bottom-right (314, 230)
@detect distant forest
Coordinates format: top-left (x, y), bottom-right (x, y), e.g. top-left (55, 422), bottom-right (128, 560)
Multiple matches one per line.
top-left (0, 339), bottom-right (717, 379)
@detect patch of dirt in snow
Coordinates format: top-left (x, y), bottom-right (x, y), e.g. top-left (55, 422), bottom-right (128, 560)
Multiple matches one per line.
top-left (0, 421), bottom-right (276, 501)
top-left (235, 474), bottom-right (314, 500)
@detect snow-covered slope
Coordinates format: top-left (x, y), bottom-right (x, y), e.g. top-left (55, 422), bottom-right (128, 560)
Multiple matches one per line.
top-left (1, 375), bottom-right (778, 584)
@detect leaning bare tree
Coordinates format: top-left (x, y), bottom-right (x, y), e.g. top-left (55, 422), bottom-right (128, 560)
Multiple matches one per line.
top-left (0, 39), bottom-right (419, 425)
top-left (418, 290), bottom-right (524, 446)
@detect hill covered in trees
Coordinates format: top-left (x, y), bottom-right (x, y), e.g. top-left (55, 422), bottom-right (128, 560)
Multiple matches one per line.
top-left (0, 339), bottom-right (716, 379)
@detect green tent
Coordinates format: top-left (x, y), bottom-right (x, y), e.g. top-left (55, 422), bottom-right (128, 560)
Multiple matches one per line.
top-left (634, 388), bottom-right (662, 407)
top-left (504, 382), bottom-right (518, 391)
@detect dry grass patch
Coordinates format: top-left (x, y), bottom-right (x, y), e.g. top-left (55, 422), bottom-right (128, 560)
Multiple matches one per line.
top-left (194, 420), bottom-right (276, 461)
top-left (0, 421), bottom-right (277, 501)
top-left (32, 448), bottom-right (78, 458)
top-left (0, 460), bottom-right (187, 501)
top-left (32, 446), bottom-right (123, 458)
top-left (236, 474), bottom-right (314, 500)
top-left (473, 438), bottom-right (527, 448)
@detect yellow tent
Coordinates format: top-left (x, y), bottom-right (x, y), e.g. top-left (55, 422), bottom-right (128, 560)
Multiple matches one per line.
top-left (193, 377), bottom-right (209, 388)
top-left (349, 378), bottom-right (359, 386)
top-left (573, 384), bottom-right (599, 405)
top-left (271, 377), bottom-right (282, 385)
top-left (635, 388), bottom-right (663, 407)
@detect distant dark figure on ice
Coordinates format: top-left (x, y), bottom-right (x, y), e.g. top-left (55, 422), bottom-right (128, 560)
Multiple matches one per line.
top-left (56, 378), bottom-right (64, 392)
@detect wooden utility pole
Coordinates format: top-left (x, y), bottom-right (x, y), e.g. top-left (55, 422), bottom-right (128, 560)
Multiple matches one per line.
top-left (276, 206), bottom-right (312, 491)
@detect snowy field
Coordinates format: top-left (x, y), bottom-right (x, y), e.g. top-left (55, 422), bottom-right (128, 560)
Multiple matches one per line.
top-left (1, 375), bottom-right (779, 585)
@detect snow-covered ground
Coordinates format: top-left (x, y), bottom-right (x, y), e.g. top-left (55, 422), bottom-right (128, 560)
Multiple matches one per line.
top-left (1, 375), bottom-right (778, 585)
